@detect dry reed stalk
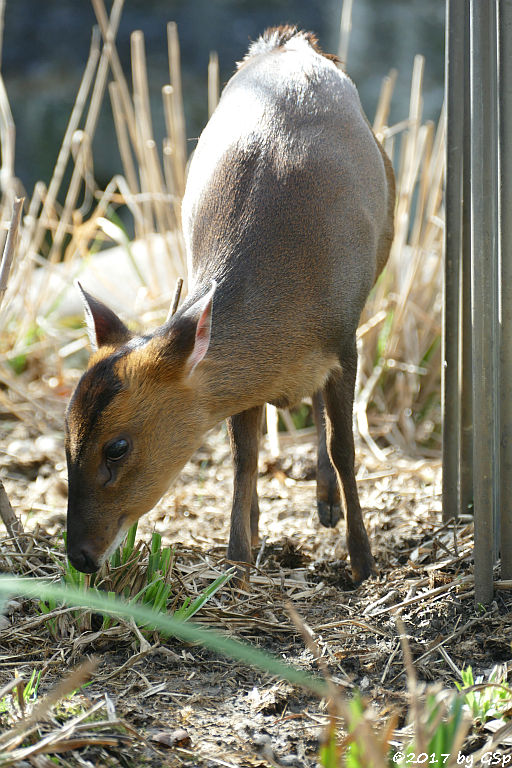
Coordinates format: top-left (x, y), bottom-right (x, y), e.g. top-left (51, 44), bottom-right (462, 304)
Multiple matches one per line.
top-left (145, 139), bottom-right (177, 234)
top-left (0, 197), bottom-right (25, 542)
top-left (0, 73), bottom-right (16, 218)
top-left (144, 139), bottom-right (175, 249)
top-left (130, 31), bottom-right (155, 234)
top-left (162, 132), bottom-right (176, 202)
top-left (266, 404), bottom-right (281, 458)
top-left (28, 28), bottom-right (101, 263)
top-left (0, 196), bottom-right (23, 309)
top-left (17, 180), bottom-right (45, 265)
top-left (71, 133), bottom-right (97, 222)
top-left (49, 0), bottom-right (125, 265)
top-left (161, 85), bottom-right (187, 230)
top-left (108, 81), bottom-right (141, 228)
top-left (0, 181), bottom-right (50, 346)
top-left (167, 22), bottom-right (187, 196)
top-left (208, 51), bottom-right (220, 118)
top-left (131, 31), bottom-right (155, 142)
top-left (357, 54), bottom-right (445, 454)
top-left (63, 17), bottom-right (187, 298)
top-left (98, 176), bottom-right (146, 246)
top-left (91, 0), bottom-right (138, 148)
top-left (373, 69), bottom-right (398, 136)
top-left (101, 20), bottom-right (186, 274)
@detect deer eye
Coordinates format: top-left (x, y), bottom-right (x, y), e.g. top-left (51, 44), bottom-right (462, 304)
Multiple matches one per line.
top-left (105, 438), bottom-right (129, 462)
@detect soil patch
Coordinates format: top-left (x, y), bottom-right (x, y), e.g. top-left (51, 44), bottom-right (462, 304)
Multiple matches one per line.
top-left (0, 420), bottom-right (508, 767)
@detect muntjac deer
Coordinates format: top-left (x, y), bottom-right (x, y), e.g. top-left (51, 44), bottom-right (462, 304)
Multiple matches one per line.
top-left (65, 26), bottom-right (395, 583)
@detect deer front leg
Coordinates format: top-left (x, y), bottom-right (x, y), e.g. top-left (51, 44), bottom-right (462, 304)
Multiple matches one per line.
top-left (226, 405), bottom-right (263, 565)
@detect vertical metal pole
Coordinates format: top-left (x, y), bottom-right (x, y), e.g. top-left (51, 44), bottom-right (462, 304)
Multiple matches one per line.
top-left (470, 0), bottom-right (499, 604)
top-left (443, 0), bottom-right (464, 522)
top-left (499, 0), bottom-right (512, 579)
top-left (460, 1), bottom-right (473, 521)
top-left (492, 4), bottom-right (501, 565)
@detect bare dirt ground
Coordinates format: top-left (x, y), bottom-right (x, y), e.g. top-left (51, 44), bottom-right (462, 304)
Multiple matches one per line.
top-left (0, 415), bottom-right (510, 767)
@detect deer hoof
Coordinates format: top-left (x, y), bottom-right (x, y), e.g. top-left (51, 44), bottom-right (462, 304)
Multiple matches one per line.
top-left (317, 499), bottom-right (342, 528)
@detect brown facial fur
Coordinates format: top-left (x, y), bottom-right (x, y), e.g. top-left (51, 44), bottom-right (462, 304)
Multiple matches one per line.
top-left (66, 345), bottom-right (125, 464)
top-left (66, 329), bottom-right (208, 571)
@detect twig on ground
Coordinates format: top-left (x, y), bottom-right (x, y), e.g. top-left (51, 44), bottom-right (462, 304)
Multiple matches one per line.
top-left (437, 645), bottom-right (461, 677)
top-left (380, 639), bottom-right (401, 684)
top-left (373, 574), bottom-right (473, 616)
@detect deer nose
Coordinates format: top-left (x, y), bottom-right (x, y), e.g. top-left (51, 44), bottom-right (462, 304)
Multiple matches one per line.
top-left (68, 545), bottom-right (99, 574)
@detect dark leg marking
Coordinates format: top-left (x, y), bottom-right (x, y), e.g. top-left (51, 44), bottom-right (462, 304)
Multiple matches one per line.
top-left (322, 344), bottom-right (376, 583)
top-left (312, 390), bottom-right (342, 527)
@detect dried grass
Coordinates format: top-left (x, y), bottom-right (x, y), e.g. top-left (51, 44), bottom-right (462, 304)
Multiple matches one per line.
top-left (0, 0), bottom-right (187, 400)
top-left (360, 57), bottom-right (445, 457)
top-left (0, 482), bottom-right (498, 766)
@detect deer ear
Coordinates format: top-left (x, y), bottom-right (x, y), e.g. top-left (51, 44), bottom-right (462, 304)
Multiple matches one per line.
top-left (185, 280), bottom-right (217, 375)
top-left (77, 282), bottom-right (132, 351)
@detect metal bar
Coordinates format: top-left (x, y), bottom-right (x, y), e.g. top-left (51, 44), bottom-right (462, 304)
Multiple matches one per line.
top-left (470, 0), bottom-right (499, 604)
top-left (490, 2), bottom-right (501, 566)
top-left (443, 0), bottom-right (464, 522)
top-left (460, 0), bottom-right (473, 520)
top-left (499, 0), bottom-right (512, 579)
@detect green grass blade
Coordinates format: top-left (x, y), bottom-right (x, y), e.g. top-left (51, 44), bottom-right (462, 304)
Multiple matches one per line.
top-left (0, 576), bottom-right (327, 697)
top-left (121, 522), bottom-right (138, 564)
top-left (174, 568), bottom-right (234, 620)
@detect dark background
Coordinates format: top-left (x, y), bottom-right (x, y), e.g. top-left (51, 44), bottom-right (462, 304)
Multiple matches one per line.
top-left (2, 0), bottom-right (445, 197)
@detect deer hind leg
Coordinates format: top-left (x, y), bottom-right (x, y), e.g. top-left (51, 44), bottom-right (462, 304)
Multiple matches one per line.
top-left (226, 405), bottom-right (263, 565)
top-left (322, 344), bottom-right (376, 583)
top-left (312, 391), bottom-right (342, 527)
